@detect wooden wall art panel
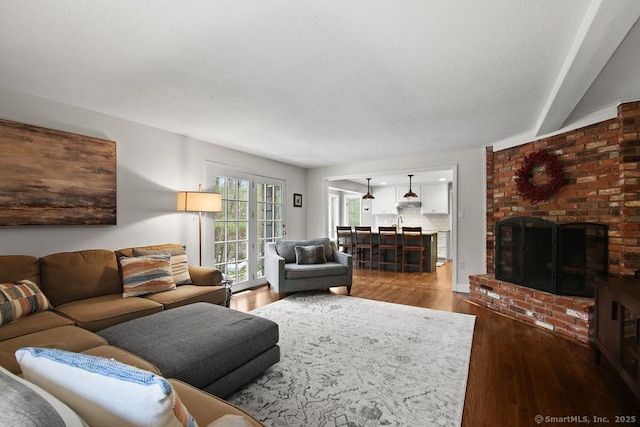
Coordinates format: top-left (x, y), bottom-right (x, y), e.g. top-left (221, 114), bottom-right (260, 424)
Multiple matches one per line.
top-left (0, 119), bottom-right (116, 226)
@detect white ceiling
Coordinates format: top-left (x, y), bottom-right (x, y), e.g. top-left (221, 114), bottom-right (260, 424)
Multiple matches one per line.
top-left (0, 1), bottom-right (639, 169)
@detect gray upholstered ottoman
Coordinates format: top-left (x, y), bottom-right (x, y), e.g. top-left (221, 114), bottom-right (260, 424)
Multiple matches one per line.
top-left (97, 302), bottom-right (280, 398)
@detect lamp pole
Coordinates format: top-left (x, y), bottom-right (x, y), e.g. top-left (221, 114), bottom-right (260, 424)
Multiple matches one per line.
top-left (177, 185), bottom-right (222, 267)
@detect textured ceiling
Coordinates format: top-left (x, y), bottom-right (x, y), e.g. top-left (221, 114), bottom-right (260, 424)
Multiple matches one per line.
top-left (0, 1), bottom-right (639, 168)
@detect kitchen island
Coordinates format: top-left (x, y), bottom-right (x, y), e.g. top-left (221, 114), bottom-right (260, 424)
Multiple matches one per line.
top-left (338, 230), bottom-right (437, 272)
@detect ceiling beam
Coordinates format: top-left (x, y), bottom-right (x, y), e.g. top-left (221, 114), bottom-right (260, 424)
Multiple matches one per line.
top-left (535, 0), bottom-right (640, 137)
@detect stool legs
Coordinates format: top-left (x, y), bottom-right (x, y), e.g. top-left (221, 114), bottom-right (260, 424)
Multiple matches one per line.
top-left (356, 246), bottom-right (374, 269)
top-left (378, 246), bottom-right (399, 272)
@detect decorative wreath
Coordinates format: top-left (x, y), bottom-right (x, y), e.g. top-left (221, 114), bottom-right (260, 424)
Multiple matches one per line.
top-left (514, 150), bottom-right (564, 204)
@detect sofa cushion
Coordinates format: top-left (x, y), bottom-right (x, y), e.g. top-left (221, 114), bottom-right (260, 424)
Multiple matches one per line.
top-left (143, 285), bottom-right (227, 309)
top-left (0, 255), bottom-right (40, 285)
top-left (16, 347), bottom-right (197, 427)
top-left (54, 294), bottom-right (163, 332)
top-left (0, 325), bottom-right (107, 375)
top-left (275, 238), bottom-right (334, 263)
top-left (133, 247), bottom-right (192, 285)
top-left (188, 265), bottom-right (223, 286)
top-left (0, 311), bottom-right (73, 342)
top-left (0, 365), bottom-right (87, 427)
top-left (40, 250), bottom-right (121, 307)
top-left (1, 280), bottom-right (53, 326)
top-left (294, 245), bottom-right (327, 265)
top-left (120, 254), bottom-right (176, 297)
top-left (284, 262), bottom-right (347, 279)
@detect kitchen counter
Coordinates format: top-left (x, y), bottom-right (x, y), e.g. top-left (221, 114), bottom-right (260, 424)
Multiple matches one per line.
top-left (338, 231), bottom-right (437, 272)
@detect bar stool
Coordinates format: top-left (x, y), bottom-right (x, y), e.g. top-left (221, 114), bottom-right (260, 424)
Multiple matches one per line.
top-left (402, 226), bottom-right (426, 273)
top-left (378, 226), bottom-right (400, 272)
top-left (336, 225), bottom-right (354, 255)
top-left (355, 226), bottom-right (377, 269)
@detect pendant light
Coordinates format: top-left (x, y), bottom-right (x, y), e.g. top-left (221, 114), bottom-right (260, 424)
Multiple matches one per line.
top-left (363, 178), bottom-right (375, 199)
top-left (403, 174), bottom-right (418, 198)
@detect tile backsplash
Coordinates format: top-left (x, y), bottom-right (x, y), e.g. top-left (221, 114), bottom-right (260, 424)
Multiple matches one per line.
top-left (374, 207), bottom-right (450, 231)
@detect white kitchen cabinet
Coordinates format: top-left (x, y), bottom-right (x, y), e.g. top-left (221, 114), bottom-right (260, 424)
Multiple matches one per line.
top-left (371, 186), bottom-right (397, 214)
top-left (420, 183), bottom-right (449, 214)
top-left (396, 185), bottom-right (421, 202)
top-left (437, 231), bottom-right (450, 260)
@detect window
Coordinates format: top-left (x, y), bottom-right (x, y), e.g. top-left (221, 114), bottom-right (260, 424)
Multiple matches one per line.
top-left (344, 195), bottom-right (361, 226)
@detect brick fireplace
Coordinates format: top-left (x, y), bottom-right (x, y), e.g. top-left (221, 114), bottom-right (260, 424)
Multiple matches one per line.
top-left (470, 101), bottom-right (640, 345)
top-left (469, 275), bottom-right (594, 344)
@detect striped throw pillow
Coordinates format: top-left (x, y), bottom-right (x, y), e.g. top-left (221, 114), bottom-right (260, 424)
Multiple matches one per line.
top-left (120, 254), bottom-right (176, 298)
top-left (0, 280), bottom-right (52, 326)
top-left (133, 247), bottom-right (191, 285)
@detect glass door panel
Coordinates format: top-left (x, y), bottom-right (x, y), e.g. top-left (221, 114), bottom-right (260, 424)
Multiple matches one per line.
top-left (213, 176), bottom-right (250, 284)
top-left (257, 182), bottom-right (284, 279)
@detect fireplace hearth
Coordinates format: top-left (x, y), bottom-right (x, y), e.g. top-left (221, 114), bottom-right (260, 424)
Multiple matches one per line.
top-left (494, 217), bottom-right (607, 297)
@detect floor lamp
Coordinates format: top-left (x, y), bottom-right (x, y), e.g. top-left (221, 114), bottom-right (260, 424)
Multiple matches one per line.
top-left (177, 185), bottom-right (222, 266)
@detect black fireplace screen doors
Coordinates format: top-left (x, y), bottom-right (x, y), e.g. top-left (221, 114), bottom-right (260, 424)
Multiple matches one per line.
top-left (495, 217), bottom-right (607, 297)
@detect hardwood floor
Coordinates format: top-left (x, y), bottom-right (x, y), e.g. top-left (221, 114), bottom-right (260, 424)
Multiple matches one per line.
top-left (231, 262), bottom-right (640, 426)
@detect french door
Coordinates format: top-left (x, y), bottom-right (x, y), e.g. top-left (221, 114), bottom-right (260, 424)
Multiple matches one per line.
top-left (206, 164), bottom-right (285, 292)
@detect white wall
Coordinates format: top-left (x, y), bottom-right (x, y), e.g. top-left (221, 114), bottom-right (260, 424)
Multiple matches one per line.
top-left (306, 149), bottom-right (486, 292)
top-left (0, 87), bottom-right (306, 263)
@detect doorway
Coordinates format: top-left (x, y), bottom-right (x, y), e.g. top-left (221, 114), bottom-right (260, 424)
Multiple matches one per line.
top-left (325, 166), bottom-right (458, 291)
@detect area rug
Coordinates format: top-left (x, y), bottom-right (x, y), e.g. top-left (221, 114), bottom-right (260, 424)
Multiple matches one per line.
top-left (227, 293), bottom-right (476, 427)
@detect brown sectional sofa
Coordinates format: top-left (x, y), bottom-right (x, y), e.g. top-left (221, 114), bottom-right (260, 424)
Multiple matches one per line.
top-left (0, 244), bottom-right (264, 426)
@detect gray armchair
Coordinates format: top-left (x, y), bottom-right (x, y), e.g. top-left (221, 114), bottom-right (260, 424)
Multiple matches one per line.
top-left (265, 238), bottom-right (352, 294)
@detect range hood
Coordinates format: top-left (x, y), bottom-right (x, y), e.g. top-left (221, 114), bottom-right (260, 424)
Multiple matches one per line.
top-left (395, 201), bottom-right (422, 209)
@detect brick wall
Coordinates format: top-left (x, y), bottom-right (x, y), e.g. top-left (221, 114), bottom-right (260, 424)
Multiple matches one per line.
top-left (475, 101), bottom-right (640, 345)
top-left (486, 101), bottom-right (640, 277)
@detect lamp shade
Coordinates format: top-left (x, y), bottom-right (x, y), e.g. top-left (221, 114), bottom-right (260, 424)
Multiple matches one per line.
top-left (177, 191), bottom-right (222, 212)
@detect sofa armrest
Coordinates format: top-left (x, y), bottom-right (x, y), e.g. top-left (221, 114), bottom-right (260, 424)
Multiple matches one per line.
top-left (169, 379), bottom-right (265, 426)
top-left (188, 265), bottom-right (223, 286)
top-left (333, 244), bottom-right (353, 290)
top-left (264, 242), bottom-right (285, 290)
top-left (333, 250), bottom-right (353, 269)
top-left (331, 240), bottom-right (352, 269)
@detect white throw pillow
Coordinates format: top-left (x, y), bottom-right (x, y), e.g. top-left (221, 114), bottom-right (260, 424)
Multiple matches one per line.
top-left (16, 347), bottom-right (196, 427)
